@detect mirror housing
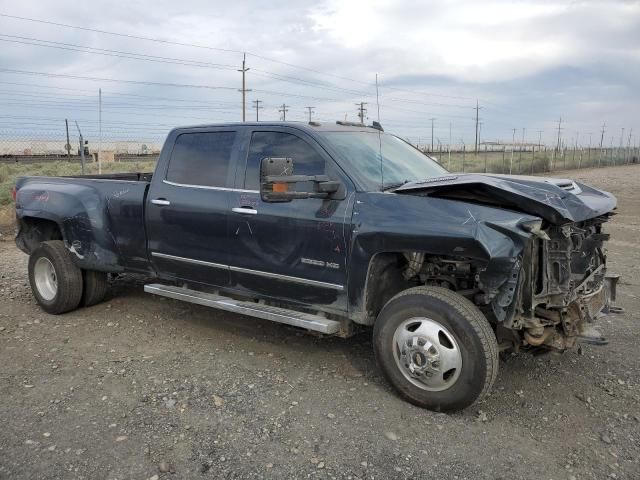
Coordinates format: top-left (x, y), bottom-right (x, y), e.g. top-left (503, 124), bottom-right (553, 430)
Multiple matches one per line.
top-left (260, 157), bottom-right (344, 202)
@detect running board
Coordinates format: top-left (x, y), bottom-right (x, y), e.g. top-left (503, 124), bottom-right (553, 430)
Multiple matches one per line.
top-left (144, 283), bottom-right (342, 335)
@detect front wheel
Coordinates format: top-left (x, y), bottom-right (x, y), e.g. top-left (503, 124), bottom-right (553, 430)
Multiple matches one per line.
top-left (28, 240), bottom-right (83, 314)
top-left (373, 286), bottom-right (499, 411)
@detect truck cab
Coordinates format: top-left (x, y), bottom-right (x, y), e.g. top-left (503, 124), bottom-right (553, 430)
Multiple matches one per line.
top-left (145, 123), bottom-right (355, 313)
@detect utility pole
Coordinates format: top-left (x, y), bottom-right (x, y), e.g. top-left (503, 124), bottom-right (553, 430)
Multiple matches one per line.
top-left (278, 103), bottom-right (289, 121)
top-left (74, 121), bottom-right (86, 175)
top-left (305, 106), bottom-right (315, 123)
top-left (599, 122), bottom-right (606, 167)
top-left (518, 127), bottom-right (525, 172)
top-left (355, 102), bottom-right (368, 124)
top-left (537, 130), bottom-right (543, 149)
top-left (619, 128), bottom-right (625, 164)
top-left (473, 100), bottom-right (482, 153)
top-left (98, 88), bottom-right (102, 174)
top-left (429, 118), bottom-right (436, 152)
top-left (510, 128), bottom-right (516, 174)
top-left (448, 122), bottom-right (452, 170)
top-left (65, 119), bottom-right (71, 159)
top-left (238, 53), bottom-right (251, 122)
top-left (626, 128), bottom-right (633, 164)
top-left (252, 99), bottom-right (263, 122)
top-left (555, 117), bottom-right (563, 154)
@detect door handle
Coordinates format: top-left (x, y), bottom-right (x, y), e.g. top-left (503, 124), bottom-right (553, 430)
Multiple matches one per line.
top-left (151, 198), bottom-right (171, 206)
top-left (232, 206), bottom-right (257, 215)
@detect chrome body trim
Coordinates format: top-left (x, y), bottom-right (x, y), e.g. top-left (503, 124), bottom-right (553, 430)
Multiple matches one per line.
top-left (150, 252), bottom-right (344, 291)
top-left (162, 179), bottom-right (258, 193)
top-left (151, 252), bottom-right (228, 270)
top-left (229, 265), bottom-right (344, 291)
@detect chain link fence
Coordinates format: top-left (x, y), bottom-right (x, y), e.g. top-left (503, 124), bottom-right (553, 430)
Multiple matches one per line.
top-left (0, 130), bottom-right (165, 161)
top-left (422, 144), bottom-right (640, 174)
top-left (3, 133), bottom-right (639, 173)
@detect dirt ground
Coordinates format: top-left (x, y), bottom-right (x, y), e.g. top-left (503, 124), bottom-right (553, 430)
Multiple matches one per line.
top-left (0, 165), bottom-right (639, 480)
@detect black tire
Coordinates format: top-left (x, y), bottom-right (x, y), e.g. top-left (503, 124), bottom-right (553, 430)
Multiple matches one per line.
top-left (28, 240), bottom-right (83, 314)
top-left (81, 270), bottom-right (109, 307)
top-left (373, 286), bottom-right (499, 412)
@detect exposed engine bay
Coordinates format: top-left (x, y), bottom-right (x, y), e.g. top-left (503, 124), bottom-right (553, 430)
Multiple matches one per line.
top-left (401, 213), bottom-right (620, 352)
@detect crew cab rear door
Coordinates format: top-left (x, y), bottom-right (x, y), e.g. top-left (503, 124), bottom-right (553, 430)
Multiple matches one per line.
top-left (145, 127), bottom-right (241, 286)
top-left (226, 127), bottom-right (354, 313)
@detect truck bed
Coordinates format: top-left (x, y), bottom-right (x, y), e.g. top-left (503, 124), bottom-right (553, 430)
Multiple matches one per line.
top-left (15, 173), bottom-right (153, 273)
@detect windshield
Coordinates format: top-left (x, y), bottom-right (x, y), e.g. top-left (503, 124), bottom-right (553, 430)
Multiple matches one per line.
top-left (321, 131), bottom-right (448, 190)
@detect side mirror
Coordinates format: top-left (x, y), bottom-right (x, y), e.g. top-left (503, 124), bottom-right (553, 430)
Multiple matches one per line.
top-left (260, 157), bottom-right (343, 202)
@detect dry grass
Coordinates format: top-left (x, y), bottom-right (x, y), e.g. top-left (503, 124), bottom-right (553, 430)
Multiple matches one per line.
top-left (0, 160), bottom-right (156, 229)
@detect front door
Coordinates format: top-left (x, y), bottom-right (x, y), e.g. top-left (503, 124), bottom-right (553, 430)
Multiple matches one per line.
top-left (146, 128), bottom-right (240, 287)
top-left (227, 128), bottom-right (354, 313)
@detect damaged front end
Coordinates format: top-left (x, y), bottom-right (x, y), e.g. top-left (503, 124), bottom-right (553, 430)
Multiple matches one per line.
top-left (392, 173), bottom-right (621, 353)
top-left (502, 214), bottom-right (621, 352)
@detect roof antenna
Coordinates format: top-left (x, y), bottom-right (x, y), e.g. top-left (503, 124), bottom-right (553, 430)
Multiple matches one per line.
top-left (376, 73), bottom-right (384, 190)
top-left (375, 73), bottom-right (381, 123)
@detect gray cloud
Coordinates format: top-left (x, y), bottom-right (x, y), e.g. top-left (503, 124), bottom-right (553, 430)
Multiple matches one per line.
top-left (0, 0), bottom-right (638, 148)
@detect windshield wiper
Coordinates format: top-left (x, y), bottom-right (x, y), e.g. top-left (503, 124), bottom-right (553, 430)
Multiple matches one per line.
top-left (381, 180), bottom-right (409, 191)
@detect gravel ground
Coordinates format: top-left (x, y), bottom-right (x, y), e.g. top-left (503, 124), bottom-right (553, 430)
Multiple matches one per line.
top-left (0, 164), bottom-right (639, 480)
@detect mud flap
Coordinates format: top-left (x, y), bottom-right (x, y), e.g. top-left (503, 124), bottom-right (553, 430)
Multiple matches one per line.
top-left (603, 274), bottom-right (624, 314)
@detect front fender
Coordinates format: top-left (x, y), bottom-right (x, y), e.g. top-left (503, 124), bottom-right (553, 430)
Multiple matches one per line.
top-left (347, 192), bottom-right (537, 323)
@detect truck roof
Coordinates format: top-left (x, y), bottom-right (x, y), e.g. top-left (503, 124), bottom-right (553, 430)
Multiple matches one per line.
top-left (171, 121), bottom-right (380, 135)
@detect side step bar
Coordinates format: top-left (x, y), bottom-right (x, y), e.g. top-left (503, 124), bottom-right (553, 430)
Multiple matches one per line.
top-left (144, 283), bottom-right (342, 335)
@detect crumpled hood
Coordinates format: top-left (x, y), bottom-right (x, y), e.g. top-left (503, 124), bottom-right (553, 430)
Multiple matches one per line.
top-left (393, 173), bottom-right (617, 225)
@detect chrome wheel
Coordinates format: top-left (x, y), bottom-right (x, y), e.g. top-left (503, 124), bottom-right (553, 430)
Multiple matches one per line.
top-left (393, 317), bottom-right (462, 391)
top-left (34, 257), bottom-right (58, 301)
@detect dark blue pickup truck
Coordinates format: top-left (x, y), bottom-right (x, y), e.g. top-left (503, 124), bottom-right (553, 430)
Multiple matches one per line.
top-left (14, 121), bottom-right (620, 411)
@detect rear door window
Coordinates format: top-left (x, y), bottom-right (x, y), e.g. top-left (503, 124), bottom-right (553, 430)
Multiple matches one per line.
top-left (166, 131), bottom-right (236, 187)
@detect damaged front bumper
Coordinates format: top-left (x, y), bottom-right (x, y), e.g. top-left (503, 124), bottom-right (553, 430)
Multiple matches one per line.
top-left (505, 214), bottom-right (623, 351)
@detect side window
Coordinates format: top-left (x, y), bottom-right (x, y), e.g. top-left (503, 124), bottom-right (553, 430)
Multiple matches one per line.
top-left (244, 131), bottom-right (325, 191)
top-left (166, 131), bottom-right (236, 187)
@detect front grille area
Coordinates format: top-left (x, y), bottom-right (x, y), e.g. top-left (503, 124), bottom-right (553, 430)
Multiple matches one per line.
top-left (535, 215), bottom-right (610, 309)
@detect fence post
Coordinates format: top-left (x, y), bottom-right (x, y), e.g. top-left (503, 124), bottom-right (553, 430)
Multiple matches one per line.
top-left (462, 144), bottom-right (465, 173)
top-left (502, 146), bottom-right (506, 173)
top-left (530, 145), bottom-right (535, 173)
top-left (484, 144), bottom-right (488, 173)
top-left (578, 148), bottom-right (582, 169)
top-left (518, 144), bottom-right (523, 174)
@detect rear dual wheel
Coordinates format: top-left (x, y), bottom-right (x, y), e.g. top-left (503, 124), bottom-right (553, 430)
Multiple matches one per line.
top-left (373, 286), bottom-right (499, 412)
top-left (28, 240), bottom-right (108, 314)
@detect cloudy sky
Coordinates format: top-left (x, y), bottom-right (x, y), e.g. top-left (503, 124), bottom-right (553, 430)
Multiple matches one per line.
top-left (0, 0), bottom-right (639, 150)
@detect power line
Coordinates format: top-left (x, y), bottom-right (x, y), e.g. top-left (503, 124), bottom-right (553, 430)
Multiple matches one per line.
top-left (0, 13), bottom-right (241, 54)
top-left (0, 13), bottom-right (481, 103)
top-left (0, 68), bottom-right (237, 91)
top-left (0, 35), bottom-right (238, 70)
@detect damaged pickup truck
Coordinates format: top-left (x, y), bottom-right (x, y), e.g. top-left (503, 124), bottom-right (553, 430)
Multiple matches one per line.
top-left (13, 121), bottom-right (620, 411)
